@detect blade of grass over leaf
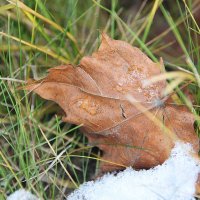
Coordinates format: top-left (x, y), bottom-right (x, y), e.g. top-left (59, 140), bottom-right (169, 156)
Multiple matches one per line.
top-left (143, 71), bottom-right (195, 86)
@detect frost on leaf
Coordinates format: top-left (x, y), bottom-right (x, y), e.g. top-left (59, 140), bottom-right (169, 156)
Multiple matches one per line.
top-left (26, 34), bottom-right (199, 173)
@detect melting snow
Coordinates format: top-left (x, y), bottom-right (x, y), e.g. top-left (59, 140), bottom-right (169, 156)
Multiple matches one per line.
top-left (68, 142), bottom-right (200, 200)
top-left (7, 189), bottom-right (39, 200)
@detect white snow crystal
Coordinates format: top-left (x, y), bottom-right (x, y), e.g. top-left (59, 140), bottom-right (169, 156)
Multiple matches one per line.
top-left (7, 189), bottom-right (39, 200)
top-left (68, 142), bottom-right (200, 200)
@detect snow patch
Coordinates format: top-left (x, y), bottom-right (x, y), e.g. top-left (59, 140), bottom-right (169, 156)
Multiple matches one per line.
top-left (7, 189), bottom-right (39, 200)
top-left (68, 142), bottom-right (200, 200)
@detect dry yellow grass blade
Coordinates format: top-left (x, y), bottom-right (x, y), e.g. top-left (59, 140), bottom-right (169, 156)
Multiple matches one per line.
top-left (38, 126), bottom-right (78, 188)
top-left (127, 95), bottom-right (200, 162)
top-left (69, 155), bottom-right (127, 168)
top-left (126, 95), bottom-right (179, 143)
top-left (6, 0), bottom-right (79, 50)
top-left (0, 3), bottom-right (15, 13)
top-left (182, 0), bottom-right (200, 33)
top-left (0, 32), bottom-right (69, 64)
top-left (22, 10), bottom-right (71, 59)
top-left (163, 78), bottom-right (185, 96)
top-left (186, 58), bottom-right (200, 88)
top-left (0, 45), bottom-right (45, 51)
top-left (0, 9), bottom-right (35, 31)
top-left (143, 71), bottom-right (195, 87)
top-left (142, 0), bottom-right (162, 41)
top-left (0, 150), bottom-right (23, 188)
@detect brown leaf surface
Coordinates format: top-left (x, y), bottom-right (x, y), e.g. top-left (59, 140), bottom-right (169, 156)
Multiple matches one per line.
top-left (26, 34), bottom-right (199, 173)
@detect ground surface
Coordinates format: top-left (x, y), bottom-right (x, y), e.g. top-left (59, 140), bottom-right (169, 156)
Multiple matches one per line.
top-left (0, 0), bottom-right (200, 199)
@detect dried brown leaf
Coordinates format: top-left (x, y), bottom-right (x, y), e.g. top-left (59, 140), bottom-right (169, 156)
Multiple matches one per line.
top-left (26, 34), bottom-right (199, 173)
